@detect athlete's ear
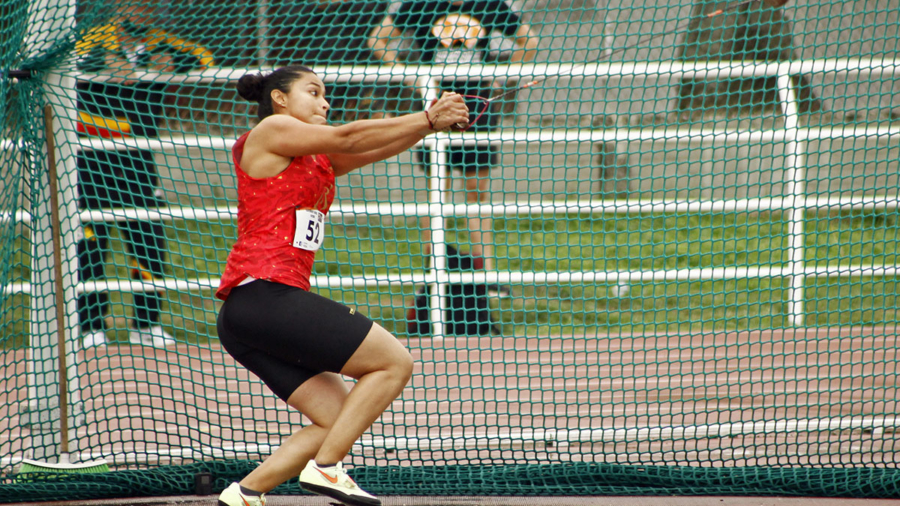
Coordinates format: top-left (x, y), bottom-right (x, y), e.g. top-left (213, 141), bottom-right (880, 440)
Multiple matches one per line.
top-left (271, 89), bottom-right (288, 110)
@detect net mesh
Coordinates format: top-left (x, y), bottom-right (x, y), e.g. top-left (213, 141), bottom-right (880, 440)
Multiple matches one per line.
top-left (1, 0), bottom-right (899, 501)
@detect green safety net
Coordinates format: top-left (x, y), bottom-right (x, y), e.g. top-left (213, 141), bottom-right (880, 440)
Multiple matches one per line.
top-left (1, 0), bottom-right (899, 501)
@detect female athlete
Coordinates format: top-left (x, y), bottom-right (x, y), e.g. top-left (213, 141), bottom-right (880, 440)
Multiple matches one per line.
top-left (215, 65), bottom-right (469, 506)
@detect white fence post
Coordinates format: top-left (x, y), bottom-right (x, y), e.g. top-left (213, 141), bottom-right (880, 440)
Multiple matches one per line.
top-left (423, 78), bottom-right (449, 339)
top-left (777, 70), bottom-right (807, 327)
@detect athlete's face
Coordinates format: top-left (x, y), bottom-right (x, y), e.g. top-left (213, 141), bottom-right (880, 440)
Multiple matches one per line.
top-left (281, 73), bottom-right (330, 125)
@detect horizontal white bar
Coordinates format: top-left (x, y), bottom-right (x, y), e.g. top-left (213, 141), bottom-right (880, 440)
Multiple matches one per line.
top-left (74, 59), bottom-right (900, 84)
top-left (78, 135), bottom-right (236, 152)
top-left (0, 139), bottom-right (25, 151)
top-left (0, 211), bottom-right (33, 224)
top-left (6, 196), bottom-right (898, 225)
top-left (556, 416), bottom-right (900, 443)
top-left (77, 278), bottom-right (220, 293)
top-left (74, 125), bottom-right (900, 153)
top-left (4, 264), bottom-right (897, 296)
top-left (78, 206), bottom-right (237, 222)
top-left (4, 283), bottom-right (30, 295)
top-left (329, 196), bottom-right (900, 218)
top-left (0, 443), bottom-right (279, 468)
top-left (437, 126), bottom-right (900, 143)
top-left (84, 265), bottom-right (900, 292)
top-left (107, 443), bottom-right (278, 464)
top-left (352, 416), bottom-right (900, 451)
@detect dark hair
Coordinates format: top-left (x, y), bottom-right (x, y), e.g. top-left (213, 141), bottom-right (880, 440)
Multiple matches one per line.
top-left (236, 65), bottom-right (316, 120)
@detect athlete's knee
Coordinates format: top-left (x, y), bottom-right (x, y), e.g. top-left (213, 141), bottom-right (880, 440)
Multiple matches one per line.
top-left (380, 338), bottom-right (413, 388)
top-left (309, 415), bottom-right (338, 432)
top-left (393, 348), bottom-right (414, 385)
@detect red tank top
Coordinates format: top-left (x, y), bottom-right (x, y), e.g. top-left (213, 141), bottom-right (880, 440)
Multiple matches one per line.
top-left (216, 131), bottom-right (336, 300)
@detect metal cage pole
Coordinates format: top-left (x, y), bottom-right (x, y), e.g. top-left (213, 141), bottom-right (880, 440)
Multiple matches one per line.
top-left (23, 0), bottom-right (82, 463)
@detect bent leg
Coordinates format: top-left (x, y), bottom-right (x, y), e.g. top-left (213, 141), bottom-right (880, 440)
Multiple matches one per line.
top-left (419, 171), bottom-right (454, 260)
top-left (465, 167), bottom-right (493, 269)
top-left (313, 323), bottom-right (413, 464)
top-left (217, 283), bottom-right (406, 491)
top-left (238, 372), bottom-right (350, 493)
top-left (77, 224), bottom-right (109, 332)
top-left (120, 149), bottom-right (166, 329)
top-left (123, 219), bottom-right (166, 328)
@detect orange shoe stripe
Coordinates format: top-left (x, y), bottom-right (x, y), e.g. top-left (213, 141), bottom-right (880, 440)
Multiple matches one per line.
top-left (316, 468), bottom-right (339, 484)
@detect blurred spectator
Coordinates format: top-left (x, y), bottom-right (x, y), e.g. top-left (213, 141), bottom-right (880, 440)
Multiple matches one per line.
top-left (75, 3), bottom-right (214, 348)
top-left (367, 0), bottom-right (538, 271)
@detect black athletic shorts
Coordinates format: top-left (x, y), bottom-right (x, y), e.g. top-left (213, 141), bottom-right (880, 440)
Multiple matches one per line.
top-left (216, 279), bottom-right (374, 401)
top-left (416, 142), bottom-right (498, 175)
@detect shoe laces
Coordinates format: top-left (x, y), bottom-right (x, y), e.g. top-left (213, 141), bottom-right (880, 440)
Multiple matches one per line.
top-left (330, 463), bottom-right (358, 489)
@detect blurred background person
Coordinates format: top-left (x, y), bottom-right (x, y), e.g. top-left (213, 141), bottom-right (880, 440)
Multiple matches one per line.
top-left (75, 2), bottom-right (214, 347)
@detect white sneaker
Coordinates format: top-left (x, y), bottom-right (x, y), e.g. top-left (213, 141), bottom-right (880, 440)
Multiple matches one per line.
top-left (128, 325), bottom-right (176, 348)
top-left (81, 330), bottom-right (108, 348)
top-left (217, 482), bottom-right (266, 506)
top-left (299, 461), bottom-right (380, 506)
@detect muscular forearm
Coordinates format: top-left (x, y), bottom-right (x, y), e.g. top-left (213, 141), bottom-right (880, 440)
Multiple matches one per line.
top-left (361, 132), bottom-right (424, 163)
top-left (262, 93), bottom-right (466, 163)
top-left (329, 100), bottom-right (468, 173)
top-left (331, 112), bottom-right (432, 155)
top-left (330, 130), bottom-right (426, 175)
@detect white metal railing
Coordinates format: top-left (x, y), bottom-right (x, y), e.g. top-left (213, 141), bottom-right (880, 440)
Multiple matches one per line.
top-left (5, 264), bottom-right (898, 297)
top-left (67, 59), bottom-right (900, 83)
top-left (6, 194), bottom-right (900, 225)
top-left (7, 122), bottom-right (900, 151)
top-left (3, 59), bottom-right (900, 328)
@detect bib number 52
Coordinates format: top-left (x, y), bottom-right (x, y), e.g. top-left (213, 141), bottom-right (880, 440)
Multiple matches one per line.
top-left (293, 209), bottom-right (325, 251)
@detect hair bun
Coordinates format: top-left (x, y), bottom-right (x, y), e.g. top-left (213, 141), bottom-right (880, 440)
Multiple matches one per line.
top-left (236, 73), bottom-right (266, 102)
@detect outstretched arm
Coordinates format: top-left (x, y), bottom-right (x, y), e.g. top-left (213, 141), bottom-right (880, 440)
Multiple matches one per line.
top-left (327, 94), bottom-right (471, 175)
top-left (327, 131), bottom-right (423, 176)
top-left (242, 93), bottom-right (469, 178)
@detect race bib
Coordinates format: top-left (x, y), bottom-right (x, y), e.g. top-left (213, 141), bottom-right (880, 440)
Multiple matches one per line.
top-left (293, 208), bottom-right (325, 251)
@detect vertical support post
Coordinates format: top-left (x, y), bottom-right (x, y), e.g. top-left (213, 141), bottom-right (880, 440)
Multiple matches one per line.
top-left (423, 78), bottom-right (448, 339)
top-left (23, 0), bottom-right (81, 462)
top-left (776, 71), bottom-right (807, 327)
